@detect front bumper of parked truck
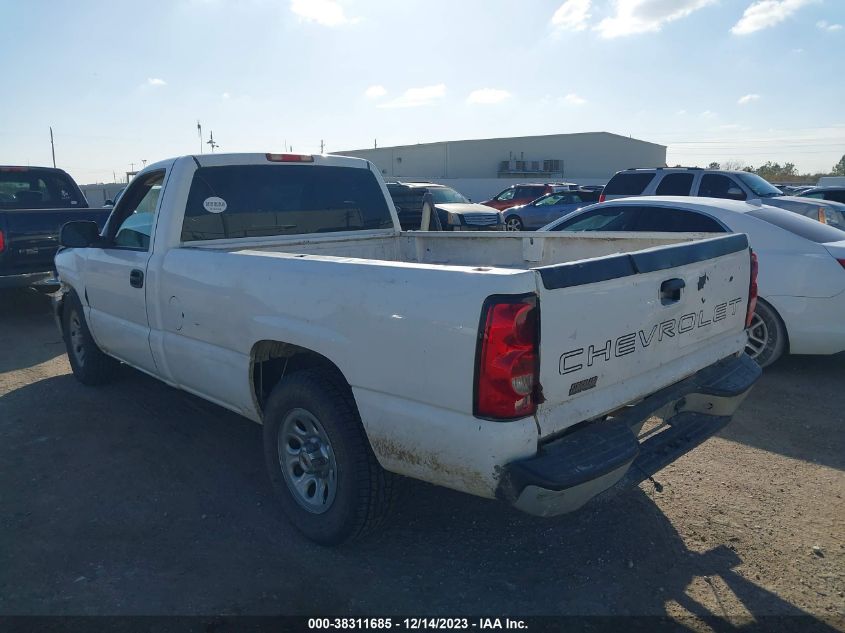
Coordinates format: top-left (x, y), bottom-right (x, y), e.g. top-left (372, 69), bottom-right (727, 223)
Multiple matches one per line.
top-left (496, 353), bottom-right (762, 516)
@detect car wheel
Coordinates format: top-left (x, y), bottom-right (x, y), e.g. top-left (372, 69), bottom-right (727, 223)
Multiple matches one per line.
top-left (745, 299), bottom-right (787, 368)
top-left (61, 291), bottom-right (119, 385)
top-left (505, 216), bottom-right (524, 231)
top-left (262, 369), bottom-right (400, 545)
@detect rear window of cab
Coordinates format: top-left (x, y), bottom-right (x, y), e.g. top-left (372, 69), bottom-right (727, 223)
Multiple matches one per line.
top-left (181, 165), bottom-right (394, 241)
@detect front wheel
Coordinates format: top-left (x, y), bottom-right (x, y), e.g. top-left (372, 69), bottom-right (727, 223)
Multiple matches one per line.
top-left (745, 299), bottom-right (787, 368)
top-left (505, 216), bottom-right (524, 231)
top-left (61, 291), bottom-right (119, 385)
top-left (262, 369), bottom-right (399, 544)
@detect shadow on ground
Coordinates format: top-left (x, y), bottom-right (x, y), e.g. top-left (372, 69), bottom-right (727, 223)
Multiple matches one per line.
top-left (0, 288), bottom-right (64, 372)
top-left (0, 367), bottom-right (839, 630)
top-left (718, 352), bottom-right (845, 471)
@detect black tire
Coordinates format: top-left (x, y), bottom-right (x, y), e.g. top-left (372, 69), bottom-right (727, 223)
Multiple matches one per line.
top-left (262, 369), bottom-right (399, 545)
top-left (745, 299), bottom-right (787, 368)
top-left (505, 216), bottom-right (524, 231)
top-left (61, 291), bottom-right (119, 385)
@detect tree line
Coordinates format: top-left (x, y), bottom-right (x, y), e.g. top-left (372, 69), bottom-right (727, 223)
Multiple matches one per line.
top-left (698, 154), bottom-right (845, 184)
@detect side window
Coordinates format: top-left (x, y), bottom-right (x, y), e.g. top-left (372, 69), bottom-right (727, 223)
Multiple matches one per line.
top-left (827, 191), bottom-right (845, 204)
top-left (516, 186), bottom-right (541, 200)
top-left (108, 171), bottom-right (165, 250)
top-left (636, 206), bottom-right (725, 232)
top-left (802, 192), bottom-right (824, 199)
top-left (496, 188), bottom-right (515, 201)
top-left (699, 174), bottom-right (746, 200)
top-left (655, 173), bottom-right (694, 196)
top-left (551, 206), bottom-right (641, 232)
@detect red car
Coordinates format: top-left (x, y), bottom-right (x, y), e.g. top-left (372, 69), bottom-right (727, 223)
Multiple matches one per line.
top-left (480, 182), bottom-right (576, 210)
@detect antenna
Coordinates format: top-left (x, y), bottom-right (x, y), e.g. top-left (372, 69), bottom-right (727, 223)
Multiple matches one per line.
top-left (207, 130), bottom-right (219, 152)
top-left (49, 127), bottom-right (56, 168)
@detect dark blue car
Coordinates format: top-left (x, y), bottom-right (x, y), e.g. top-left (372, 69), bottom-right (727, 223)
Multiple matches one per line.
top-left (503, 191), bottom-right (588, 231)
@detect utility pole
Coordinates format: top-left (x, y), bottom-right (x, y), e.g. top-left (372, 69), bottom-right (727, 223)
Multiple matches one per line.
top-left (320, 139), bottom-right (325, 154)
top-left (130, 162), bottom-right (135, 172)
top-left (113, 171), bottom-right (116, 184)
top-left (374, 139), bottom-right (377, 149)
top-left (197, 121), bottom-right (203, 154)
top-left (49, 127), bottom-right (56, 168)
top-left (142, 159), bottom-right (147, 168)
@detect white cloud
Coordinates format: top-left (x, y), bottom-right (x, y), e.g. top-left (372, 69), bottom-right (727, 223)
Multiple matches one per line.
top-left (700, 110), bottom-right (717, 119)
top-left (289, 0), bottom-right (357, 27)
top-left (147, 77), bottom-right (166, 86)
top-left (731, 0), bottom-right (815, 35)
top-left (676, 109), bottom-right (688, 116)
top-left (378, 84), bottom-right (446, 109)
top-left (466, 88), bottom-right (512, 105)
top-left (792, 47), bottom-right (804, 52)
top-left (817, 20), bottom-right (843, 31)
top-left (562, 93), bottom-right (587, 105)
top-left (738, 93), bottom-right (761, 105)
top-left (222, 92), bottom-right (231, 99)
top-left (551, 0), bottom-right (592, 31)
top-left (364, 85), bottom-right (387, 99)
top-left (595, 0), bottom-right (716, 38)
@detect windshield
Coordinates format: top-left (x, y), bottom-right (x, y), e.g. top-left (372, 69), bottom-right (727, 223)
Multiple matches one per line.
top-left (428, 187), bottom-right (468, 204)
top-left (535, 193), bottom-right (566, 206)
top-left (736, 173), bottom-right (783, 198)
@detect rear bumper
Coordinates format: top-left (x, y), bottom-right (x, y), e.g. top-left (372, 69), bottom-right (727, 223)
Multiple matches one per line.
top-left (0, 271), bottom-right (56, 290)
top-left (496, 353), bottom-right (761, 516)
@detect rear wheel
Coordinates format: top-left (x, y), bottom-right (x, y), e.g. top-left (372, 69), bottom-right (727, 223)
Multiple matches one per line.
top-left (745, 299), bottom-right (786, 368)
top-left (505, 216), bottom-right (524, 231)
top-left (61, 291), bottom-right (119, 385)
top-left (262, 369), bottom-right (399, 544)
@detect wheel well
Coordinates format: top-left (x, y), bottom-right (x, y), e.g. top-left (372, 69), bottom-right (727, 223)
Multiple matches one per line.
top-left (250, 341), bottom-right (349, 414)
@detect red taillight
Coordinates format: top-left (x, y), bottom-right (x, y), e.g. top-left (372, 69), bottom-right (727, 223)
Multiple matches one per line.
top-left (265, 153), bottom-right (314, 162)
top-left (598, 193), bottom-right (606, 203)
top-left (475, 296), bottom-right (540, 420)
top-left (837, 258), bottom-right (845, 270)
top-left (0, 229), bottom-right (5, 253)
top-left (745, 250), bottom-right (759, 328)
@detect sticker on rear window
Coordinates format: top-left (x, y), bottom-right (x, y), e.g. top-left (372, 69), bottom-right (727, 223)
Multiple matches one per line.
top-left (203, 196), bottom-right (227, 213)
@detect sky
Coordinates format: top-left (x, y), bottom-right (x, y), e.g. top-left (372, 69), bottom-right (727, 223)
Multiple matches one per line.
top-left (0, 0), bottom-right (843, 184)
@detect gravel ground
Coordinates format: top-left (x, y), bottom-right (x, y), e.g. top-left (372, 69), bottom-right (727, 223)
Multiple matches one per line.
top-left (0, 288), bottom-right (842, 629)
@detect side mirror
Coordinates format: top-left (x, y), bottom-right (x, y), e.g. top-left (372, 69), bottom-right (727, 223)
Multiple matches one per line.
top-left (726, 187), bottom-right (745, 201)
top-left (104, 199), bottom-right (115, 206)
top-left (60, 221), bottom-right (101, 248)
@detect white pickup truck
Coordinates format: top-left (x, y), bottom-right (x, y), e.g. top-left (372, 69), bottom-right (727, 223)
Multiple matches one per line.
top-left (53, 152), bottom-right (761, 544)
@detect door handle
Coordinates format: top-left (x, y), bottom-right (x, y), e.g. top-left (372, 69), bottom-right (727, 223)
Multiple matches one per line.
top-left (660, 278), bottom-right (685, 304)
top-left (129, 269), bottom-right (144, 288)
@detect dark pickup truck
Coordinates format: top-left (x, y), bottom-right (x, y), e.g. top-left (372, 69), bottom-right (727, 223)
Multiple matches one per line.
top-left (0, 166), bottom-right (110, 289)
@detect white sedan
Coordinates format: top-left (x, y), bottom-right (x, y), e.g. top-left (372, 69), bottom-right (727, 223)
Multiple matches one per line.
top-left (540, 196), bottom-right (845, 367)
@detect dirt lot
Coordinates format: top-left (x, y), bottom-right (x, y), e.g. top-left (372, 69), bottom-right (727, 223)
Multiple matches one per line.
top-left (1, 288), bottom-right (843, 627)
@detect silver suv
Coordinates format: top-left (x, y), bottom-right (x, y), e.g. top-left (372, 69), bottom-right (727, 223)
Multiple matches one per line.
top-left (602, 168), bottom-right (845, 229)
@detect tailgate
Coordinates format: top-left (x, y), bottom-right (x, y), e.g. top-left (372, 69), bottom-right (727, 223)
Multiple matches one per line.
top-left (1, 208), bottom-right (109, 274)
top-left (533, 234), bottom-right (751, 438)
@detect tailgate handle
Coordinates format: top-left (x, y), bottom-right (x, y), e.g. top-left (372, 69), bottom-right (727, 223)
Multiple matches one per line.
top-left (660, 278), bottom-right (685, 304)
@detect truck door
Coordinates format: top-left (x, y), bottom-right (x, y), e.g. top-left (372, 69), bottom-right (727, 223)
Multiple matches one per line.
top-left (84, 171), bottom-right (164, 374)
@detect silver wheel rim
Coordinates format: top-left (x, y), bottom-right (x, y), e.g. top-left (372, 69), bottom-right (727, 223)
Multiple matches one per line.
top-left (69, 310), bottom-right (86, 366)
top-left (745, 311), bottom-right (769, 359)
top-left (506, 217), bottom-right (522, 231)
top-left (277, 408), bottom-right (337, 514)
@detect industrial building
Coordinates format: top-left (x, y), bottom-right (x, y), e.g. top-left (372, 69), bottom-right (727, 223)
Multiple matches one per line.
top-left (335, 132), bottom-right (667, 201)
